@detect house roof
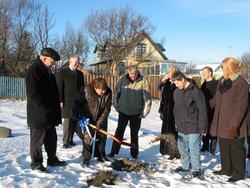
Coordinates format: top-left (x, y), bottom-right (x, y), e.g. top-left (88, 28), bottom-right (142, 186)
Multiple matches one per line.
top-left (92, 30), bottom-right (168, 61)
top-left (155, 43), bottom-right (166, 52)
top-left (120, 31), bottom-right (168, 60)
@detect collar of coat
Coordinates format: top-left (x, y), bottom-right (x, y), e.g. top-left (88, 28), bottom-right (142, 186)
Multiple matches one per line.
top-left (36, 57), bottom-right (51, 75)
top-left (184, 81), bottom-right (196, 91)
top-left (126, 72), bottom-right (143, 83)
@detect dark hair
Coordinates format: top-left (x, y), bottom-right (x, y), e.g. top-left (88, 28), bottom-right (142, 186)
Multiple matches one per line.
top-left (171, 71), bottom-right (186, 82)
top-left (203, 66), bottom-right (213, 76)
top-left (91, 78), bottom-right (108, 90)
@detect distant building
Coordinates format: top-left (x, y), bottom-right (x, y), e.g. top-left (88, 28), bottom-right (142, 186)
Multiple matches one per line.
top-left (90, 31), bottom-right (187, 76)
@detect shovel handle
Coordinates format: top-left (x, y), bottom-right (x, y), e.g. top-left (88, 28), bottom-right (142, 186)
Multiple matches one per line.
top-left (88, 123), bottom-right (136, 148)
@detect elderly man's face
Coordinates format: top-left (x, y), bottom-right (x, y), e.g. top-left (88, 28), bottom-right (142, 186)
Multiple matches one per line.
top-left (69, 58), bottom-right (80, 70)
top-left (43, 56), bottom-right (55, 69)
top-left (127, 67), bottom-right (138, 81)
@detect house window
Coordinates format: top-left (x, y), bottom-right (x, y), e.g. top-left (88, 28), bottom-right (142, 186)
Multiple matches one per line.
top-left (136, 43), bottom-right (147, 59)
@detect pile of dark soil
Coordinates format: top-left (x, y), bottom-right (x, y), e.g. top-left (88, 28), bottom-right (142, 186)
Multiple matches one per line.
top-left (111, 158), bottom-right (154, 174)
top-left (87, 170), bottom-right (117, 187)
top-left (150, 133), bottom-right (181, 159)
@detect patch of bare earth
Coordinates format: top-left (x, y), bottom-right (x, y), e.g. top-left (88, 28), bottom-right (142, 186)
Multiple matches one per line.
top-left (110, 157), bottom-right (154, 174)
top-left (87, 170), bottom-right (117, 187)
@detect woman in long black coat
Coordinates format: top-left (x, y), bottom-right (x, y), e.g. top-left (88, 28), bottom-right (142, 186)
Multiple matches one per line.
top-left (72, 78), bottom-right (112, 166)
top-left (158, 66), bottom-right (180, 159)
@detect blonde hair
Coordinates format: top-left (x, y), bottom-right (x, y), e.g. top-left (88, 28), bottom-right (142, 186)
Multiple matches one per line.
top-left (166, 65), bottom-right (179, 74)
top-left (222, 57), bottom-right (243, 74)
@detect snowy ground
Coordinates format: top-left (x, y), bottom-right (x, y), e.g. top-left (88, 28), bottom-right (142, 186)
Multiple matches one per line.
top-left (0, 99), bottom-right (250, 188)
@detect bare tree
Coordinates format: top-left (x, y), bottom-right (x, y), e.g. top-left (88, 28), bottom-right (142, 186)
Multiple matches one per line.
top-left (0, 0), bottom-right (12, 74)
top-left (185, 62), bottom-right (196, 75)
top-left (241, 52), bottom-right (250, 82)
top-left (0, 0), bottom-right (56, 76)
top-left (10, 0), bottom-right (39, 66)
top-left (85, 6), bottom-right (154, 73)
top-left (34, 5), bottom-right (55, 51)
top-left (56, 23), bottom-right (89, 65)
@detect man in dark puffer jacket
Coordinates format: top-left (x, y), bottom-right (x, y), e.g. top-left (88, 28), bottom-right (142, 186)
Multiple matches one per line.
top-left (72, 78), bottom-right (112, 167)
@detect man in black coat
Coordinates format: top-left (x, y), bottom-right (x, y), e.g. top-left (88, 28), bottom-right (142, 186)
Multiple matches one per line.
top-left (200, 66), bottom-right (218, 155)
top-left (26, 47), bottom-right (66, 173)
top-left (56, 57), bottom-right (85, 148)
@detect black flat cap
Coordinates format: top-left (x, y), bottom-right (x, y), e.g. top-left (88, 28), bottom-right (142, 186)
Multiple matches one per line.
top-left (41, 47), bottom-right (60, 61)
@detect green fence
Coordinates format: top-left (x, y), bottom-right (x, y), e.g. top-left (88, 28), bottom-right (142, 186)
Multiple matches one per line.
top-left (0, 76), bottom-right (26, 99)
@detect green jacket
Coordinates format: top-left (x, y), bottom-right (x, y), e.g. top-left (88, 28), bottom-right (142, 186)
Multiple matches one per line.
top-left (113, 73), bottom-right (152, 116)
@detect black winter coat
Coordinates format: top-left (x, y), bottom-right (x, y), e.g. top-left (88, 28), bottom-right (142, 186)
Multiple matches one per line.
top-left (173, 82), bottom-right (208, 134)
top-left (72, 86), bottom-right (112, 129)
top-left (159, 79), bottom-right (176, 133)
top-left (25, 57), bottom-right (61, 129)
top-left (200, 79), bottom-right (218, 123)
top-left (56, 67), bottom-right (84, 118)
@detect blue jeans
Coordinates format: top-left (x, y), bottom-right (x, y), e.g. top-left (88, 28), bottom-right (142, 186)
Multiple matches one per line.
top-left (177, 132), bottom-right (202, 171)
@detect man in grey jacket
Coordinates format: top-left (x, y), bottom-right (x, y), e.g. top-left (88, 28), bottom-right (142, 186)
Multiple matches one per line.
top-left (172, 71), bottom-right (207, 179)
top-left (109, 62), bottom-right (152, 159)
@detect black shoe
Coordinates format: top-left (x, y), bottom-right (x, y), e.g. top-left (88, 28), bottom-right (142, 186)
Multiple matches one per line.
top-left (210, 150), bottom-right (216, 156)
top-left (183, 171), bottom-right (201, 180)
top-left (32, 164), bottom-right (48, 173)
top-left (131, 155), bottom-right (137, 159)
top-left (70, 142), bottom-right (76, 146)
top-left (247, 153), bottom-right (250, 159)
top-left (47, 160), bottom-right (67, 167)
top-left (200, 147), bottom-right (208, 152)
top-left (227, 177), bottom-right (242, 182)
top-left (97, 157), bottom-right (105, 162)
top-left (97, 157), bottom-right (110, 162)
top-left (63, 144), bottom-right (69, 149)
top-left (192, 171), bottom-right (201, 178)
top-left (212, 170), bottom-right (231, 176)
top-left (212, 170), bottom-right (224, 175)
top-left (108, 153), bottom-right (115, 158)
top-left (175, 166), bottom-right (189, 172)
top-left (82, 160), bottom-right (90, 167)
top-left (168, 156), bottom-right (175, 160)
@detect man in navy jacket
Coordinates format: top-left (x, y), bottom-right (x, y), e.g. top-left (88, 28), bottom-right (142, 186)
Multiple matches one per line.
top-left (172, 71), bottom-right (208, 179)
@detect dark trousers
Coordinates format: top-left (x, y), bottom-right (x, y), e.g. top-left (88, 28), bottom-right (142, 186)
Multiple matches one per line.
top-left (63, 118), bottom-right (84, 145)
top-left (82, 126), bottom-right (107, 161)
top-left (30, 127), bottom-right (58, 167)
top-left (202, 132), bottom-right (217, 153)
top-left (219, 138), bottom-right (246, 179)
top-left (247, 136), bottom-right (250, 155)
top-left (110, 112), bottom-right (141, 157)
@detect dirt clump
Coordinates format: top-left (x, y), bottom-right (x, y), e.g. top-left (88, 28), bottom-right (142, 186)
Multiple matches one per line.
top-left (111, 158), bottom-right (154, 174)
top-left (87, 170), bottom-right (117, 187)
top-left (150, 133), bottom-right (180, 159)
